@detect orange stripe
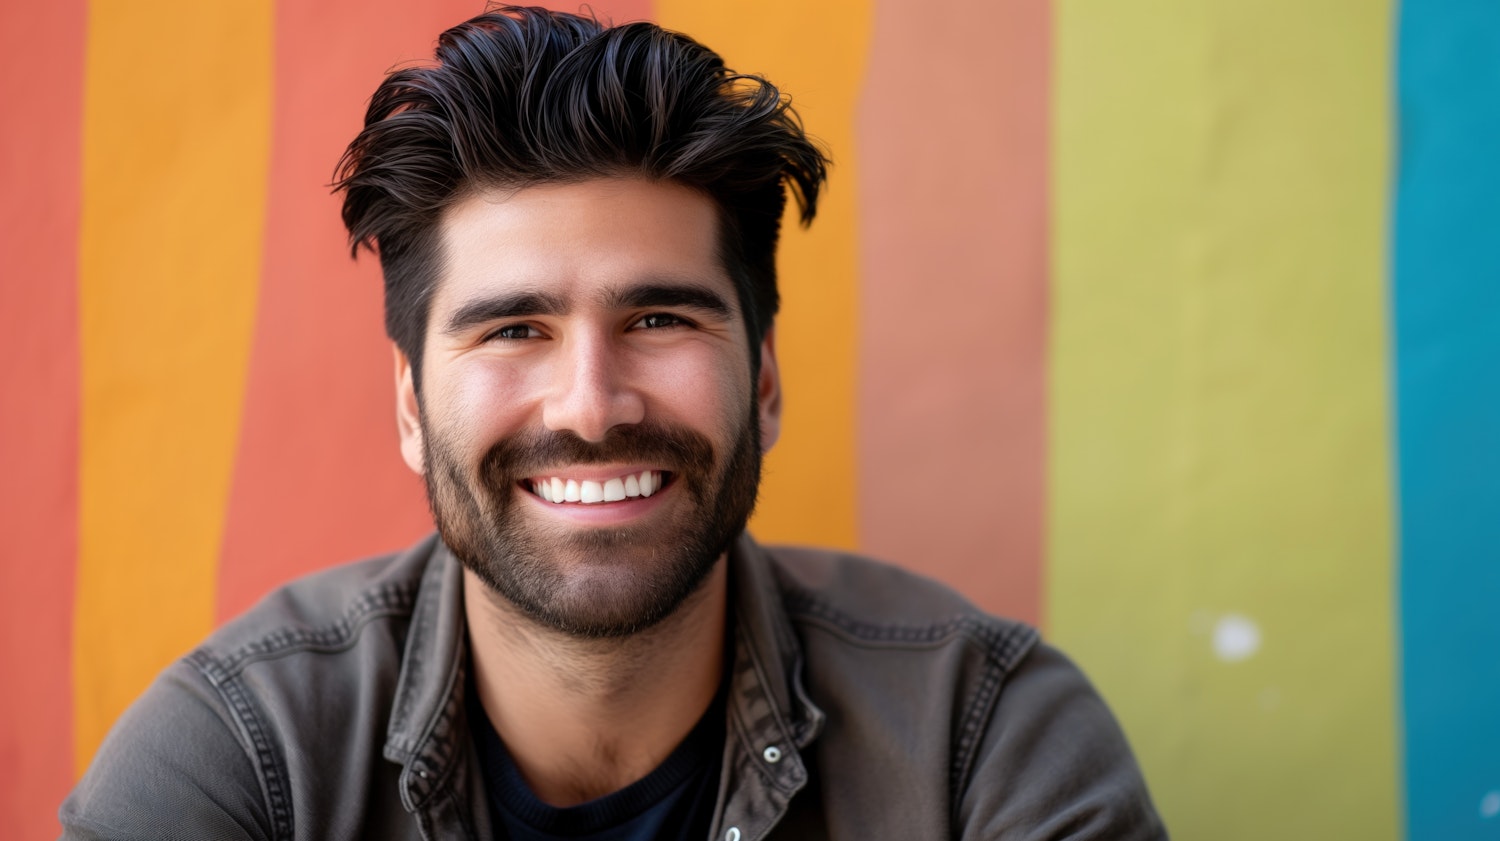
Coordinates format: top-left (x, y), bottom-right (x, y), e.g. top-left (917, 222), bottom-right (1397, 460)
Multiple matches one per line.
top-left (0, 2), bottom-right (85, 833)
top-left (74, 3), bottom-right (272, 773)
top-left (855, 0), bottom-right (1050, 623)
top-left (654, 0), bottom-right (869, 549)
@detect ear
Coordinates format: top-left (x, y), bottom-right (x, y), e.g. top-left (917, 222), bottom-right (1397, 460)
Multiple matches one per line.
top-left (756, 327), bottom-right (782, 453)
top-left (394, 346), bottom-right (425, 474)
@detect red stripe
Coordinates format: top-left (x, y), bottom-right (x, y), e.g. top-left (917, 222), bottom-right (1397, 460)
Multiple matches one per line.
top-left (856, 0), bottom-right (1051, 624)
top-left (218, 0), bottom-right (656, 620)
top-left (0, 1), bottom-right (86, 834)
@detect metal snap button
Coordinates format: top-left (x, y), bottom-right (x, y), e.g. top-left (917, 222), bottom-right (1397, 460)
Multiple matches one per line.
top-left (762, 745), bottom-right (782, 763)
top-left (725, 827), bottom-right (741, 841)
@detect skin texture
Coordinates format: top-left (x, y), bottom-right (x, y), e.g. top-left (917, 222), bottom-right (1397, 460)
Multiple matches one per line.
top-left (394, 177), bottom-right (782, 805)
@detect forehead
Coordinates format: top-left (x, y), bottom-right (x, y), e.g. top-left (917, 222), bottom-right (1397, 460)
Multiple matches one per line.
top-left (432, 178), bottom-right (735, 317)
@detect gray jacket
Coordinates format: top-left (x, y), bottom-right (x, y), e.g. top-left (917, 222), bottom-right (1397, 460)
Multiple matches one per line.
top-left (61, 534), bottom-right (1166, 840)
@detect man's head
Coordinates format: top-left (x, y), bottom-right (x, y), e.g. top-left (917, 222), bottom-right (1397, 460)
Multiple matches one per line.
top-left (335, 5), bottom-right (828, 389)
top-left (334, 7), bottom-right (828, 638)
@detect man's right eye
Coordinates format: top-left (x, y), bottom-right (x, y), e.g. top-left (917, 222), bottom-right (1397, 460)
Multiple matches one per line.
top-left (486, 324), bottom-right (539, 341)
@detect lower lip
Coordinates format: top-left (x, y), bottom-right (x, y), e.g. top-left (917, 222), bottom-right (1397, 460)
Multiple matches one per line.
top-left (517, 479), bottom-right (674, 526)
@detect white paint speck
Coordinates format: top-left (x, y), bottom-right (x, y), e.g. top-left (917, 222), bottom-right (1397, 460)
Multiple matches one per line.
top-left (1212, 614), bottom-right (1261, 662)
top-left (1480, 791), bottom-right (1500, 819)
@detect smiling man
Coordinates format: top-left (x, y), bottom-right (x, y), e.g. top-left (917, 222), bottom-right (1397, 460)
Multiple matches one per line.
top-left (62, 7), bottom-right (1165, 840)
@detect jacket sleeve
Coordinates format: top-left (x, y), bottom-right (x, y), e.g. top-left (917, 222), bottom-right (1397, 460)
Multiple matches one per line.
top-left (60, 659), bottom-right (274, 841)
top-left (955, 642), bottom-right (1168, 840)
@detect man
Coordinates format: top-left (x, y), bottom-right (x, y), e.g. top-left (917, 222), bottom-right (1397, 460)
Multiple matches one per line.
top-left (62, 7), bottom-right (1165, 839)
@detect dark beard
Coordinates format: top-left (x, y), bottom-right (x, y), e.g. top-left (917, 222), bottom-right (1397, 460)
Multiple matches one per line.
top-left (422, 403), bottom-right (761, 638)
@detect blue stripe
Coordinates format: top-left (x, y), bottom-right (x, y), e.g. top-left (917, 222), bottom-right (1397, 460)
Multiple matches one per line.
top-left (1394, 2), bottom-right (1500, 838)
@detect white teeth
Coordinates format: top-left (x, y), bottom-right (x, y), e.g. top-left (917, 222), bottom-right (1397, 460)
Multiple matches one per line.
top-left (531, 470), bottom-right (662, 504)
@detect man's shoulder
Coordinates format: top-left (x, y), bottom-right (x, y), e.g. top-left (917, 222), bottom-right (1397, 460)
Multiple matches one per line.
top-left (62, 536), bottom-right (448, 839)
top-left (194, 533), bottom-right (443, 674)
top-left (754, 542), bottom-right (1038, 668)
top-left (743, 542), bottom-right (1167, 837)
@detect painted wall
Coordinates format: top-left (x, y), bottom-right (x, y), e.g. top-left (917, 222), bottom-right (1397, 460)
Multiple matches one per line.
top-left (2, 1), bottom-right (1496, 838)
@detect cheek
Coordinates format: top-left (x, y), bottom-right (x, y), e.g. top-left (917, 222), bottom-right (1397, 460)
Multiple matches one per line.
top-left (424, 360), bottom-right (539, 452)
top-left (632, 347), bottom-right (751, 431)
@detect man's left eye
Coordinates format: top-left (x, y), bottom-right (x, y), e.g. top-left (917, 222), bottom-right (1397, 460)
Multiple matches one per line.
top-left (633, 313), bottom-right (687, 330)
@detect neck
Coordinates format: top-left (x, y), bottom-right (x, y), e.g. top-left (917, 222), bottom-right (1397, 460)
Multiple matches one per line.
top-left (463, 558), bottom-right (728, 807)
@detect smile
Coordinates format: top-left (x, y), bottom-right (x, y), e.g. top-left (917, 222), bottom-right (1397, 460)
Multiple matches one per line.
top-left (528, 470), bottom-right (665, 504)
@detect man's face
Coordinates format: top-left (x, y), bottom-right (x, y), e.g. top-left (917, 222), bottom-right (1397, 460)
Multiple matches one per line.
top-left (396, 178), bottom-right (781, 638)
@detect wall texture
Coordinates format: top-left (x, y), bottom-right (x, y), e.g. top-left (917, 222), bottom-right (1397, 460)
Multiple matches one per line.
top-left (2, 1), bottom-right (1496, 838)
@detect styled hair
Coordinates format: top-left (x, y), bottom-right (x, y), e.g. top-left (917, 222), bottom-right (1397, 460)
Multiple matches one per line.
top-left (334, 5), bottom-right (828, 385)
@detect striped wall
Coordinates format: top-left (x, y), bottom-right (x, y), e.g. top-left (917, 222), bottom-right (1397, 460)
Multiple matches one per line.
top-left (1, 2), bottom-right (1496, 839)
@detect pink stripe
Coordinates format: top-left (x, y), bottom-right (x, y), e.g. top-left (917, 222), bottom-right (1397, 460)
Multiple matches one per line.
top-left (0, 1), bottom-right (86, 834)
top-left (856, 0), bottom-right (1050, 624)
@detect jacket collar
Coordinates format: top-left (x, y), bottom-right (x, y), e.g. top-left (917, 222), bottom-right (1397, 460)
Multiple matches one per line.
top-left (381, 533), bottom-right (826, 810)
top-left (383, 538), bottom-right (471, 810)
top-left (726, 533), bottom-right (826, 754)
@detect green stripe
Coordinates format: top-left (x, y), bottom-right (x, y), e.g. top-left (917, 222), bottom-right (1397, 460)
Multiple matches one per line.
top-left (1048, 2), bottom-right (1399, 837)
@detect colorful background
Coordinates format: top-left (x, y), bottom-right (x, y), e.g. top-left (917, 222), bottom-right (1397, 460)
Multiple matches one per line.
top-left (2, 1), bottom-right (1496, 838)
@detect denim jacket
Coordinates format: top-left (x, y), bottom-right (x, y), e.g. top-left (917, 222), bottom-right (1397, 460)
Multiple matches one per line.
top-left (62, 534), bottom-right (1166, 840)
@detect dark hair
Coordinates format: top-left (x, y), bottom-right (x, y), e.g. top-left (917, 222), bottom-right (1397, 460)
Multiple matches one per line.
top-left (334, 5), bottom-right (828, 386)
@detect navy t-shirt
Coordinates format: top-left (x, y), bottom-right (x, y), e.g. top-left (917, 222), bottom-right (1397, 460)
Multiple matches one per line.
top-left (469, 677), bottom-right (725, 841)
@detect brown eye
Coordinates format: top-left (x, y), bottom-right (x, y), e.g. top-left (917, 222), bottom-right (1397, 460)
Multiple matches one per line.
top-left (633, 313), bottom-right (687, 330)
top-left (488, 324), bottom-right (539, 340)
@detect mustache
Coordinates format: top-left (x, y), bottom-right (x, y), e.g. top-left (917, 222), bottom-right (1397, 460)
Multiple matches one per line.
top-left (477, 421), bottom-right (718, 484)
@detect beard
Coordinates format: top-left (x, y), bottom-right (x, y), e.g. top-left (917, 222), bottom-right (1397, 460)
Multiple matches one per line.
top-left (421, 402), bottom-right (762, 639)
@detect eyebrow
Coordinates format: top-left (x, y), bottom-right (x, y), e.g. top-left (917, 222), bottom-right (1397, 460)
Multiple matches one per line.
top-left (442, 290), bottom-right (567, 336)
top-left (603, 283), bottom-right (733, 318)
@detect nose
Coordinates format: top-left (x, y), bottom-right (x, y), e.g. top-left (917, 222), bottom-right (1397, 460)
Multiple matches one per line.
top-left (541, 332), bottom-right (645, 442)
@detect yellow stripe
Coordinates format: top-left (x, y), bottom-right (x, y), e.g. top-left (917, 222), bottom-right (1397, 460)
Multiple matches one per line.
top-left (1049, 1), bottom-right (1397, 837)
top-left (655, 0), bottom-right (869, 549)
top-left (74, 2), bottom-right (271, 774)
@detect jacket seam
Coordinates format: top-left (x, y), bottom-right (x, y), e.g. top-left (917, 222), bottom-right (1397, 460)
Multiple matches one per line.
top-left (212, 583), bottom-right (418, 676)
top-left (949, 627), bottom-right (1040, 828)
top-left (781, 587), bottom-right (1034, 657)
top-left (948, 657), bottom-right (1003, 828)
top-left (186, 650), bottom-right (295, 841)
